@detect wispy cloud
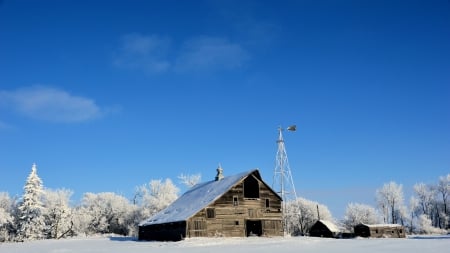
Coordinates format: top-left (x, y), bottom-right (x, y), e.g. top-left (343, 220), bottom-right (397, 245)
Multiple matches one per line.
top-left (113, 34), bottom-right (249, 74)
top-left (0, 86), bottom-right (108, 123)
top-left (113, 33), bottom-right (171, 73)
top-left (0, 120), bottom-right (12, 130)
top-left (175, 36), bottom-right (249, 72)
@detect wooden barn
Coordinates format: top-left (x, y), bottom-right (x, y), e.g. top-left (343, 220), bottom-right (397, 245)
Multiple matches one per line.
top-left (354, 223), bottom-right (406, 238)
top-left (309, 220), bottom-right (341, 238)
top-left (138, 168), bottom-right (283, 241)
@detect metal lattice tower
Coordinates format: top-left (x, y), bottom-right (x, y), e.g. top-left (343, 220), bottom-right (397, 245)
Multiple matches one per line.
top-left (272, 125), bottom-right (298, 234)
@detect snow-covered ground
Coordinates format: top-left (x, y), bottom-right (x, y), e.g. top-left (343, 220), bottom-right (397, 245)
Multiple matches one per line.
top-left (1, 235), bottom-right (449, 253)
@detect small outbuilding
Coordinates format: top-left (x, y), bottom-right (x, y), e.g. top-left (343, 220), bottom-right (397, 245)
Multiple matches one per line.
top-left (309, 220), bottom-right (341, 238)
top-left (354, 223), bottom-right (406, 238)
top-left (138, 168), bottom-right (283, 241)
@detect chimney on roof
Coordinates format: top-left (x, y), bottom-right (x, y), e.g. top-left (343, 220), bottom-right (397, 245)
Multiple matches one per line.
top-left (215, 164), bottom-right (224, 181)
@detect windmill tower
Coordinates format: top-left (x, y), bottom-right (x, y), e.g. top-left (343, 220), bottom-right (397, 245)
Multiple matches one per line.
top-left (272, 125), bottom-right (298, 234)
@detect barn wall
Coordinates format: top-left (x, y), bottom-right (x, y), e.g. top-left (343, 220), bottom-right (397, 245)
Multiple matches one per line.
top-left (139, 221), bottom-right (186, 241)
top-left (187, 175), bottom-right (283, 238)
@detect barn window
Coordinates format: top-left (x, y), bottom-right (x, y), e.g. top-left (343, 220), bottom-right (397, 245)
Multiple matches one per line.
top-left (206, 208), bottom-right (215, 218)
top-left (244, 175), bottom-right (260, 198)
top-left (233, 196), bottom-right (239, 206)
top-left (265, 198), bottom-right (270, 208)
top-left (235, 221), bottom-right (239, 226)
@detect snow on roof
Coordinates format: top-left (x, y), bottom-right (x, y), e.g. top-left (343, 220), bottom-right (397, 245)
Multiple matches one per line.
top-left (139, 169), bottom-right (260, 226)
top-left (317, 220), bottom-right (341, 233)
top-left (358, 223), bottom-right (404, 228)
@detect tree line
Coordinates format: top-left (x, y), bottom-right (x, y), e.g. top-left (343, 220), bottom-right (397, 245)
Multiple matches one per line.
top-left (284, 174), bottom-right (449, 235)
top-left (0, 164), bottom-right (181, 242)
top-left (0, 164), bottom-right (448, 242)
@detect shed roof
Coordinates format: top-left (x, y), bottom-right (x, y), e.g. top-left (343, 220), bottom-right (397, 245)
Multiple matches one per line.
top-left (316, 220), bottom-right (341, 233)
top-left (356, 223), bottom-right (404, 228)
top-left (139, 169), bottom-right (275, 226)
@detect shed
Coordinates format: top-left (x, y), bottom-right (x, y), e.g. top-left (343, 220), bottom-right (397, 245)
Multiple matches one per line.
top-left (354, 223), bottom-right (405, 238)
top-left (138, 168), bottom-right (283, 241)
top-left (309, 220), bottom-right (341, 238)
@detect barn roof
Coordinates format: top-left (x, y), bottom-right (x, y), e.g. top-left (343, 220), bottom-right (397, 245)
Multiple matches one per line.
top-left (139, 169), bottom-right (274, 226)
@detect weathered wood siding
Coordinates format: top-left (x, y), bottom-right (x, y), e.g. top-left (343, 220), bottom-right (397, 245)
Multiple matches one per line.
top-left (354, 224), bottom-right (406, 238)
top-left (186, 175), bottom-right (283, 238)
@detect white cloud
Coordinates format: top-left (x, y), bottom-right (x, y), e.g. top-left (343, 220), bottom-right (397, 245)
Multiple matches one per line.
top-left (113, 33), bottom-right (171, 73)
top-left (113, 34), bottom-right (249, 74)
top-left (175, 36), bottom-right (249, 72)
top-left (0, 86), bottom-right (105, 123)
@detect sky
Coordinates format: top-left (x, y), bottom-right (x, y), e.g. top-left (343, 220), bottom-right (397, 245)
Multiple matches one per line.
top-left (0, 0), bottom-right (449, 219)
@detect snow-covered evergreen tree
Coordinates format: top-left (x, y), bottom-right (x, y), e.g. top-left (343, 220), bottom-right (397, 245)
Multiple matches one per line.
top-left (343, 203), bottom-right (380, 231)
top-left (17, 163), bottom-right (46, 241)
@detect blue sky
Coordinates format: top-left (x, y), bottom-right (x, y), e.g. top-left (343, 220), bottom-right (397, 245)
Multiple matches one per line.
top-left (0, 0), bottom-right (449, 218)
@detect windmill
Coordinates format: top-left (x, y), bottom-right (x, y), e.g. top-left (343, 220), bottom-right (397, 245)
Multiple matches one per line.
top-left (272, 125), bottom-right (298, 234)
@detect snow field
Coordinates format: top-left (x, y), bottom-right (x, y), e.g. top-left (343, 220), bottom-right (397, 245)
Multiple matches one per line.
top-left (1, 235), bottom-right (449, 253)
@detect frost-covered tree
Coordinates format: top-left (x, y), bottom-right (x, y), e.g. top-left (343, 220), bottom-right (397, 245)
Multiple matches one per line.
top-left (343, 203), bottom-right (380, 231)
top-left (135, 178), bottom-right (179, 219)
top-left (17, 163), bottom-right (46, 241)
top-left (376, 181), bottom-right (405, 224)
top-left (285, 197), bottom-right (333, 236)
top-left (413, 183), bottom-right (435, 218)
top-left (178, 173), bottom-right (201, 188)
top-left (408, 196), bottom-right (421, 233)
top-left (0, 192), bottom-right (14, 242)
top-left (78, 192), bottom-right (134, 235)
top-left (43, 188), bottom-right (74, 239)
top-left (436, 174), bottom-right (449, 228)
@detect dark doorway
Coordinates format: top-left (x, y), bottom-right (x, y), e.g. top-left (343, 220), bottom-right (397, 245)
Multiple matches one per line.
top-left (246, 220), bottom-right (262, 237)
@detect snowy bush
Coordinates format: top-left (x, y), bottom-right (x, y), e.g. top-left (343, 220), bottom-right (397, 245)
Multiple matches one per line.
top-left (416, 214), bottom-right (447, 234)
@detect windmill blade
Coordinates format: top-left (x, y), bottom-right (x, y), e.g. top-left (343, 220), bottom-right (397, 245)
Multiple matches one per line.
top-left (287, 125), bottom-right (296, 131)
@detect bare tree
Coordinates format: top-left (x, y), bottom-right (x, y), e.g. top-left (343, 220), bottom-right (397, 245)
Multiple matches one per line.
top-left (413, 183), bottom-right (435, 218)
top-left (178, 173), bottom-right (201, 188)
top-left (436, 174), bottom-right (449, 228)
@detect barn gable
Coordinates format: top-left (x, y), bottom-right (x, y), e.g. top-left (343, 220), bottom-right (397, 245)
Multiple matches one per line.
top-left (139, 169), bottom-right (283, 241)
